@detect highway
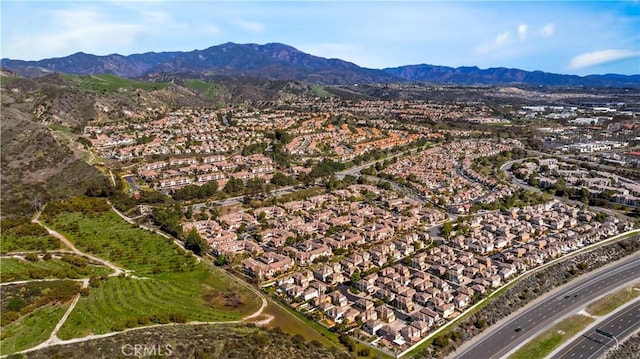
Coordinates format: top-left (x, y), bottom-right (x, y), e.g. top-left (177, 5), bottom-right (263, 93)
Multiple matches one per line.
top-left (550, 300), bottom-right (640, 359)
top-left (453, 252), bottom-right (640, 359)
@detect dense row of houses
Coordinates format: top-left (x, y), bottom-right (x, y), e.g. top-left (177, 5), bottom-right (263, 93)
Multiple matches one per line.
top-left (268, 198), bottom-right (628, 351)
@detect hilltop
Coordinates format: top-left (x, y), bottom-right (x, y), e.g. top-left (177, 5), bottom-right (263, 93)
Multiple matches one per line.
top-left (3, 42), bottom-right (639, 87)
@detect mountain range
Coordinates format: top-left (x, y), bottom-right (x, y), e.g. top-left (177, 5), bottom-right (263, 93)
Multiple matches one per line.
top-left (2, 42), bottom-right (639, 87)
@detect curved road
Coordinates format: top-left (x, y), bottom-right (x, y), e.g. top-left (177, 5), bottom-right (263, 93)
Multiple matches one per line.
top-left (453, 251), bottom-right (640, 359)
top-left (551, 299), bottom-right (640, 359)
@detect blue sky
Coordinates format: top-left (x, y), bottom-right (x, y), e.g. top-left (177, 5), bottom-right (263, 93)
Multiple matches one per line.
top-left (2, 1), bottom-right (639, 75)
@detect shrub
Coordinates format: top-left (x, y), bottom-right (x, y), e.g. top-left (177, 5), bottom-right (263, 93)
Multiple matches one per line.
top-left (24, 253), bottom-right (39, 261)
top-left (6, 297), bottom-right (27, 312)
top-left (358, 348), bottom-right (370, 357)
top-left (0, 311), bottom-right (20, 326)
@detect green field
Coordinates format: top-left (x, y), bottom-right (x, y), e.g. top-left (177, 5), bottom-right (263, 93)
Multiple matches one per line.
top-left (1, 280), bottom-right (82, 355)
top-left (0, 233), bottom-right (61, 254)
top-left (62, 74), bottom-right (169, 92)
top-left (0, 256), bottom-right (112, 282)
top-left (183, 79), bottom-right (219, 99)
top-left (57, 265), bottom-right (260, 339)
top-left (46, 211), bottom-right (198, 276)
top-left (586, 283), bottom-right (640, 316)
top-left (261, 299), bottom-right (336, 348)
top-left (37, 202), bottom-right (261, 341)
top-left (310, 85), bottom-right (334, 98)
top-left (509, 315), bottom-right (595, 359)
top-left (0, 303), bottom-right (70, 355)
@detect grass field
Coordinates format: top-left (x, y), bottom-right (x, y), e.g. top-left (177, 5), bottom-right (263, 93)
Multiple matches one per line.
top-left (46, 211), bottom-right (198, 276)
top-left (0, 233), bottom-right (61, 254)
top-left (61, 74), bottom-right (169, 92)
top-left (38, 206), bottom-right (261, 340)
top-left (0, 303), bottom-right (70, 355)
top-left (0, 256), bottom-right (113, 282)
top-left (57, 264), bottom-right (260, 339)
top-left (310, 85), bottom-right (334, 98)
top-left (509, 314), bottom-right (595, 359)
top-left (183, 79), bottom-right (219, 99)
top-left (261, 299), bottom-right (336, 348)
top-left (586, 283), bottom-right (640, 316)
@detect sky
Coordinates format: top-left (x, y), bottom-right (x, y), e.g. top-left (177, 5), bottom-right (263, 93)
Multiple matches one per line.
top-left (1, 1), bottom-right (639, 76)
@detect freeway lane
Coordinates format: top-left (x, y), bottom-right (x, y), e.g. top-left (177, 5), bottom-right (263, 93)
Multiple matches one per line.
top-left (551, 300), bottom-right (640, 359)
top-left (453, 252), bottom-right (640, 359)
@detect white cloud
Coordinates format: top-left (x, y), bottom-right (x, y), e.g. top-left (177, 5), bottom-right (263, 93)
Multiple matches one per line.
top-left (475, 22), bottom-right (557, 57)
top-left (4, 8), bottom-right (145, 59)
top-left (496, 31), bottom-right (511, 46)
top-left (570, 49), bottom-right (639, 69)
top-left (475, 31), bottom-right (511, 54)
top-left (233, 19), bottom-right (264, 33)
top-left (540, 23), bottom-right (555, 38)
top-left (203, 25), bottom-right (222, 35)
top-left (518, 24), bottom-right (528, 40)
top-left (143, 10), bottom-right (170, 23)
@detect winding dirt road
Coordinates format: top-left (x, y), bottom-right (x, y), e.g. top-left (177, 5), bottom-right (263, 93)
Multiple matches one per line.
top-left (32, 211), bottom-right (123, 277)
top-left (2, 208), bottom-right (273, 358)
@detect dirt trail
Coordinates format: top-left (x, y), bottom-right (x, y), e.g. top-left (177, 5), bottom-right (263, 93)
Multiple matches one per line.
top-left (32, 210), bottom-right (124, 277)
top-left (4, 208), bottom-right (273, 357)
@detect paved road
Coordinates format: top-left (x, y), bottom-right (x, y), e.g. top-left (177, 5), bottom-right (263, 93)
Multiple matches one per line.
top-left (190, 185), bottom-right (297, 211)
top-left (453, 252), bottom-right (640, 359)
top-left (551, 300), bottom-right (640, 359)
top-left (336, 149), bottom-right (414, 177)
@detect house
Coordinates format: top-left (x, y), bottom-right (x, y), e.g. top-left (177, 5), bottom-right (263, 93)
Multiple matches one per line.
top-left (355, 298), bottom-right (374, 311)
top-left (363, 319), bottom-right (385, 335)
top-left (310, 280), bottom-right (328, 294)
top-left (358, 309), bottom-right (378, 322)
top-left (490, 275), bottom-right (502, 288)
top-left (313, 265), bottom-right (334, 282)
top-left (327, 305), bottom-right (348, 323)
top-left (329, 291), bottom-right (348, 307)
top-left (394, 296), bottom-right (415, 312)
top-left (376, 306), bottom-right (397, 323)
top-left (454, 293), bottom-right (470, 308)
top-left (434, 303), bottom-right (455, 319)
top-left (355, 279), bottom-right (376, 294)
top-left (328, 271), bottom-right (346, 285)
top-left (379, 325), bottom-right (404, 344)
top-left (400, 324), bottom-right (422, 343)
top-left (344, 308), bottom-right (360, 324)
top-left (415, 308), bottom-right (440, 326)
top-left (303, 288), bottom-right (319, 301)
top-left (374, 288), bottom-right (396, 303)
top-left (415, 292), bottom-right (432, 306)
top-left (411, 321), bottom-right (431, 336)
top-left (241, 252), bottom-right (294, 279)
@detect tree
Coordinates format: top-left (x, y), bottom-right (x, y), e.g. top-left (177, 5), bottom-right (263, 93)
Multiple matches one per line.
top-left (246, 178), bottom-right (265, 194)
top-left (442, 221), bottom-right (453, 239)
top-left (152, 205), bottom-right (183, 238)
top-left (271, 172), bottom-right (295, 186)
top-left (350, 270), bottom-right (361, 283)
top-left (223, 178), bottom-right (244, 194)
top-left (184, 228), bottom-right (208, 255)
top-left (274, 129), bottom-right (292, 145)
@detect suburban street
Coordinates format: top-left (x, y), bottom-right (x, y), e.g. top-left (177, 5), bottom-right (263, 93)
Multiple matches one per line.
top-left (336, 149), bottom-right (415, 178)
top-left (550, 300), bottom-right (640, 359)
top-left (500, 158), bottom-right (633, 221)
top-left (453, 252), bottom-right (640, 359)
